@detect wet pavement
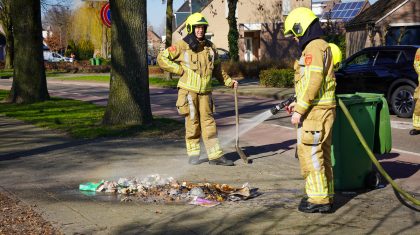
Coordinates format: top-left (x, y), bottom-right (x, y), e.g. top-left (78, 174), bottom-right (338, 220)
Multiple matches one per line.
top-left (0, 78), bottom-right (419, 234)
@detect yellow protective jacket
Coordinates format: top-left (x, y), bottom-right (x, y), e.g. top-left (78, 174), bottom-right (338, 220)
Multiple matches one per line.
top-left (157, 40), bottom-right (233, 94)
top-left (294, 39), bottom-right (336, 115)
top-left (413, 48), bottom-right (420, 99)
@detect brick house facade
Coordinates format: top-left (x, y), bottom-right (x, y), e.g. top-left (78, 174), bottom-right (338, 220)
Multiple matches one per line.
top-left (147, 28), bottom-right (162, 58)
top-left (345, 0), bottom-right (420, 57)
top-left (172, 0), bottom-right (311, 62)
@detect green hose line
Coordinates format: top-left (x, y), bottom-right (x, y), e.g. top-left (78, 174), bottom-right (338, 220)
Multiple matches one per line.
top-left (338, 98), bottom-right (420, 206)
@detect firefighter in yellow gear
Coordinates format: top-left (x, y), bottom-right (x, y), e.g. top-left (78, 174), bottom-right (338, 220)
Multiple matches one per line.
top-left (329, 43), bottom-right (342, 68)
top-left (411, 48), bottom-right (420, 135)
top-left (284, 7), bottom-right (336, 213)
top-left (157, 13), bottom-right (238, 166)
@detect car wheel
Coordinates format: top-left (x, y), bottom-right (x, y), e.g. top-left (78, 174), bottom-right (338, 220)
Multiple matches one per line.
top-left (390, 85), bottom-right (415, 118)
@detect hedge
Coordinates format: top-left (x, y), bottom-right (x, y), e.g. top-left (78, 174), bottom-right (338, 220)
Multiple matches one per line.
top-left (222, 59), bottom-right (292, 78)
top-left (259, 68), bottom-right (294, 88)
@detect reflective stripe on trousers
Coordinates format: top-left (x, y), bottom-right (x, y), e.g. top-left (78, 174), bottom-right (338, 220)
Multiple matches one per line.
top-left (297, 107), bottom-right (335, 204)
top-left (413, 100), bottom-right (420, 129)
top-left (183, 89), bottom-right (223, 159)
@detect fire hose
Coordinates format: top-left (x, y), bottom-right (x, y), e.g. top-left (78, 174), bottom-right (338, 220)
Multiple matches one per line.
top-left (337, 98), bottom-right (420, 210)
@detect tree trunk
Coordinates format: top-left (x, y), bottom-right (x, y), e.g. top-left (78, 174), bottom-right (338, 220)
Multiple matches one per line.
top-left (227, 0), bottom-right (239, 62)
top-left (0, 0), bottom-right (14, 69)
top-left (103, 0), bottom-right (152, 125)
top-left (165, 0), bottom-right (173, 48)
top-left (164, 0), bottom-right (173, 80)
top-left (4, 26), bottom-right (13, 69)
top-left (8, 0), bottom-right (49, 103)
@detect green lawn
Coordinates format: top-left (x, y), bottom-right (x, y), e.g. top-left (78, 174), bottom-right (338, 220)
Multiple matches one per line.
top-left (0, 90), bottom-right (183, 139)
top-left (0, 69), bottom-right (13, 77)
top-left (0, 69), bottom-right (67, 78)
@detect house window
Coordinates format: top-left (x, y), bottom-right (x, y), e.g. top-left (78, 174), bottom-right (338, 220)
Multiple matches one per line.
top-left (282, 0), bottom-right (291, 15)
top-left (386, 26), bottom-right (420, 45)
top-left (205, 32), bottom-right (213, 41)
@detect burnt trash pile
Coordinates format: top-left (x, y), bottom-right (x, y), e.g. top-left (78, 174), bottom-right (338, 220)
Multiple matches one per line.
top-left (80, 174), bottom-right (260, 207)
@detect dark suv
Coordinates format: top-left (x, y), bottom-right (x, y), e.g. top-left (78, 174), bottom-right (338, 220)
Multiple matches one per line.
top-left (336, 45), bottom-right (419, 118)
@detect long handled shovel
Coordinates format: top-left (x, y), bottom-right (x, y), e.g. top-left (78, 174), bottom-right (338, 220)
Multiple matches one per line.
top-left (234, 87), bottom-right (250, 164)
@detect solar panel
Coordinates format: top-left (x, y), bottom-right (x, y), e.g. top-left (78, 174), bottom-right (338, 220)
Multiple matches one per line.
top-left (332, 4), bottom-right (340, 11)
top-left (350, 9), bottom-right (359, 17)
top-left (344, 10), bottom-right (352, 18)
top-left (321, 1), bottom-right (364, 21)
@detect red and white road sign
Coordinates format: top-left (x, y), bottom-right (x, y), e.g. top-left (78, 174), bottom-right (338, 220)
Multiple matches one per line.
top-left (100, 3), bottom-right (111, 28)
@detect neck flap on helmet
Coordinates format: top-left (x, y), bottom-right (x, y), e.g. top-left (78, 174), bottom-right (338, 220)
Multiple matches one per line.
top-left (183, 33), bottom-right (209, 52)
top-left (298, 19), bottom-right (324, 51)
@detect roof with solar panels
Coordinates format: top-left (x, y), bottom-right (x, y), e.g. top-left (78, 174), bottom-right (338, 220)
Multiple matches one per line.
top-left (320, 1), bottom-right (368, 22)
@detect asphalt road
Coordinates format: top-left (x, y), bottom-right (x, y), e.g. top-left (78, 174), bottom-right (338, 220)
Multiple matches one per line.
top-left (1, 78), bottom-right (419, 156)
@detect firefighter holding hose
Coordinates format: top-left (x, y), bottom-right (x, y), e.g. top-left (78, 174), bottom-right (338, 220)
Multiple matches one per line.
top-left (157, 13), bottom-right (238, 166)
top-left (283, 7), bottom-right (337, 213)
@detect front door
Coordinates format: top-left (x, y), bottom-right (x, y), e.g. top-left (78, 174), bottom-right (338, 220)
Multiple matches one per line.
top-left (244, 37), bottom-right (253, 62)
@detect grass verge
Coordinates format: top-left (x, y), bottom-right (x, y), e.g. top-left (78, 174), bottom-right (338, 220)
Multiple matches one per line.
top-left (0, 69), bottom-right (67, 78)
top-left (0, 90), bottom-right (183, 139)
top-left (51, 75), bottom-right (222, 88)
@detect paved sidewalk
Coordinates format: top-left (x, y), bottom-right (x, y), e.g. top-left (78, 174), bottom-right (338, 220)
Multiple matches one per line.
top-left (214, 78), bottom-right (295, 100)
top-left (0, 77), bottom-right (419, 234)
top-left (0, 118), bottom-right (419, 234)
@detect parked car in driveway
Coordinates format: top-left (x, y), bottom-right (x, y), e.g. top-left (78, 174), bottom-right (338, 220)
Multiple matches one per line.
top-left (335, 45), bottom-right (420, 118)
top-left (147, 54), bottom-right (156, 65)
top-left (43, 51), bottom-right (72, 62)
top-left (216, 48), bottom-right (230, 61)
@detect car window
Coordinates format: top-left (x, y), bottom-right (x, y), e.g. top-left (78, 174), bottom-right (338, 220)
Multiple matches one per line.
top-left (216, 48), bottom-right (229, 60)
top-left (346, 51), bottom-right (377, 67)
top-left (397, 52), bottom-right (408, 64)
top-left (375, 51), bottom-right (399, 65)
top-left (404, 49), bottom-right (417, 63)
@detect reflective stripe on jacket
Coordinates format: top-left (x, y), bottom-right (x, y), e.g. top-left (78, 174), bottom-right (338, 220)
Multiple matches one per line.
top-left (157, 40), bottom-right (233, 94)
top-left (294, 39), bottom-right (336, 115)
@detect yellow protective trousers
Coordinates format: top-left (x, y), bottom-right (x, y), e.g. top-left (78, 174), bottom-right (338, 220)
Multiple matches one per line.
top-left (297, 107), bottom-right (335, 204)
top-left (413, 99), bottom-right (420, 129)
top-left (176, 88), bottom-right (223, 160)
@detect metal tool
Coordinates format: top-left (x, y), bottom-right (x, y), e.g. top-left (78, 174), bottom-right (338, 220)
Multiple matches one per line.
top-left (234, 87), bottom-right (250, 164)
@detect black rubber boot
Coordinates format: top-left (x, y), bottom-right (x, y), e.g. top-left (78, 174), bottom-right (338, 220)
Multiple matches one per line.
top-left (409, 129), bottom-right (420, 135)
top-left (209, 156), bottom-right (234, 166)
top-left (188, 156), bottom-right (200, 165)
top-left (298, 198), bottom-right (332, 213)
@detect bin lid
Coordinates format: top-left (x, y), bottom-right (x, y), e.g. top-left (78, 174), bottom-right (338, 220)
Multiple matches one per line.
top-left (337, 93), bottom-right (383, 105)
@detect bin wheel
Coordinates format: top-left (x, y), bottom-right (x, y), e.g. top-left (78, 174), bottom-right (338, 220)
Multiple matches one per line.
top-left (365, 171), bottom-right (381, 189)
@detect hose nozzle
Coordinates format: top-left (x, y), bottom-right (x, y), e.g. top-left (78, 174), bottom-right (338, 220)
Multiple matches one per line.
top-left (269, 95), bottom-right (296, 115)
top-left (270, 105), bottom-right (281, 115)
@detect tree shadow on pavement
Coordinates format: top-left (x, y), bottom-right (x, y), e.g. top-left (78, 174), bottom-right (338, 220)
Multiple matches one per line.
top-left (108, 192), bottom-right (419, 235)
top-left (223, 139), bottom-right (296, 163)
top-left (0, 139), bottom-right (99, 161)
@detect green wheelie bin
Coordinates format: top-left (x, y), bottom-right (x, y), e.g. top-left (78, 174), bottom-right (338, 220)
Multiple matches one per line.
top-left (94, 58), bottom-right (102, 65)
top-left (332, 93), bottom-right (392, 190)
